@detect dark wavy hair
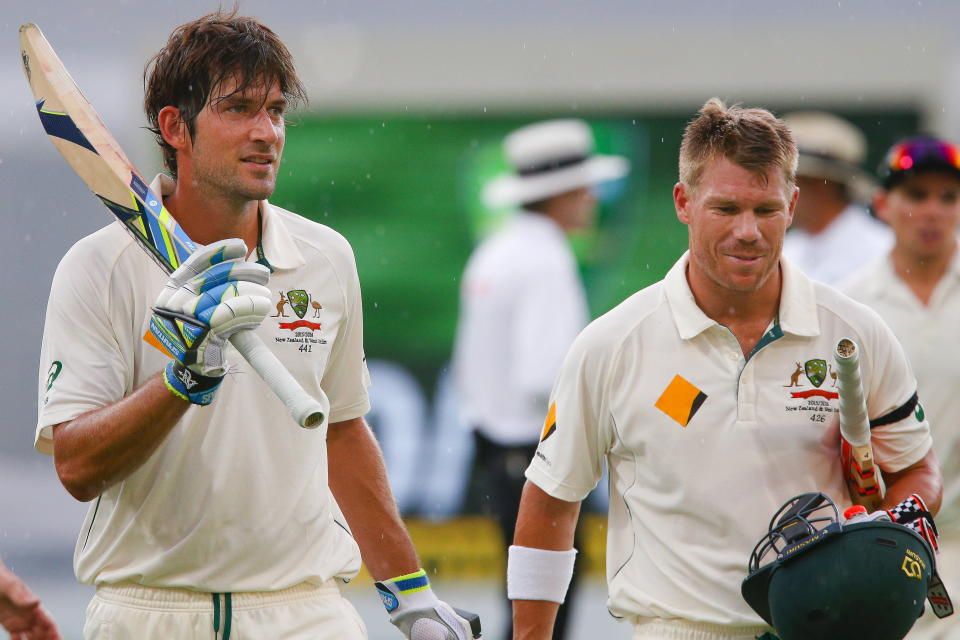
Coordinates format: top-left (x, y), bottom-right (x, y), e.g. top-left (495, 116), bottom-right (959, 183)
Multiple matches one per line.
top-left (144, 10), bottom-right (307, 177)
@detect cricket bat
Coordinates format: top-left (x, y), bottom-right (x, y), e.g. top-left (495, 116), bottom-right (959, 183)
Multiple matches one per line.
top-left (834, 338), bottom-right (884, 510)
top-left (19, 23), bottom-right (325, 429)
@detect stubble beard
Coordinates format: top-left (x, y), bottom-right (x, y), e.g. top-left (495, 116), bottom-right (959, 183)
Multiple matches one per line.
top-left (699, 249), bottom-right (777, 295)
top-left (194, 159), bottom-right (276, 205)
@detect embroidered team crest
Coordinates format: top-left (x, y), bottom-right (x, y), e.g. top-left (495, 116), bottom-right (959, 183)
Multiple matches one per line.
top-left (804, 359), bottom-right (827, 388)
top-left (272, 288), bottom-right (324, 333)
top-left (287, 289), bottom-right (309, 319)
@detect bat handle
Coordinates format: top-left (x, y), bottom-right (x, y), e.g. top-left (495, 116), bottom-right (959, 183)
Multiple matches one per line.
top-left (229, 330), bottom-right (326, 429)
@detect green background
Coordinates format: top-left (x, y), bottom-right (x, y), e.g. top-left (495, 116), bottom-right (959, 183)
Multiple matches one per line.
top-left (272, 110), bottom-right (919, 394)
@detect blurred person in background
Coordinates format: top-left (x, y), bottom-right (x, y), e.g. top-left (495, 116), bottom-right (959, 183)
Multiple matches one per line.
top-left (841, 135), bottom-right (960, 639)
top-left (453, 119), bottom-right (629, 640)
top-left (0, 560), bottom-right (60, 639)
top-left (781, 111), bottom-right (892, 284)
top-left (509, 99), bottom-right (942, 640)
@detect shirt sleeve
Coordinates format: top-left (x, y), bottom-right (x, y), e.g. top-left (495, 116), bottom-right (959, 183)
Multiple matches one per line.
top-left (36, 243), bottom-right (133, 454)
top-left (524, 321), bottom-right (616, 502)
top-left (320, 242), bottom-right (372, 424)
top-left (861, 309), bottom-right (933, 472)
top-left (510, 264), bottom-right (589, 409)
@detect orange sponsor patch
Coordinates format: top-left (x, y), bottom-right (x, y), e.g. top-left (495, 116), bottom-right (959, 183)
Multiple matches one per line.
top-left (540, 402), bottom-right (557, 442)
top-left (655, 375), bottom-right (707, 427)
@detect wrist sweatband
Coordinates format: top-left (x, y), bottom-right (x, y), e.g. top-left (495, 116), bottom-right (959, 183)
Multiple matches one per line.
top-left (163, 361), bottom-right (222, 406)
top-left (507, 545), bottom-right (577, 603)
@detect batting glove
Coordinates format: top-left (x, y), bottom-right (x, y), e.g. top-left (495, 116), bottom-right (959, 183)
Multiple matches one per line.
top-left (887, 493), bottom-right (939, 553)
top-left (375, 569), bottom-right (481, 639)
top-left (149, 239), bottom-right (271, 405)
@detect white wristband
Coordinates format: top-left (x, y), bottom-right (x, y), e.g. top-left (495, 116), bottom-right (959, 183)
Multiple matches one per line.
top-left (507, 545), bottom-right (577, 603)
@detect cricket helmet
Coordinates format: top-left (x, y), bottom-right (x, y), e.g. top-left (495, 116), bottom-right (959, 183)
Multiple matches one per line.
top-left (742, 492), bottom-right (939, 640)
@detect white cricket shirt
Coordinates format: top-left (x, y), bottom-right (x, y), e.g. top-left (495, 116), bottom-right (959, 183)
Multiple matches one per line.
top-left (453, 212), bottom-right (588, 446)
top-left (37, 176), bottom-right (370, 591)
top-left (841, 250), bottom-right (960, 529)
top-left (526, 252), bottom-right (931, 627)
top-left (783, 204), bottom-right (893, 284)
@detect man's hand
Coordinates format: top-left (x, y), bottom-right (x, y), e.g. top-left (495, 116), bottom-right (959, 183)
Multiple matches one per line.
top-left (0, 563), bottom-right (61, 640)
top-left (148, 238), bottom-right (271, 405)
top-left (375, 569), bottom-right (481, 639)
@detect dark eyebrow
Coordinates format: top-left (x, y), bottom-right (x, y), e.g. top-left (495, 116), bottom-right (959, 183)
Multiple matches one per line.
top-left (215, 94), bottom-right (288, 110)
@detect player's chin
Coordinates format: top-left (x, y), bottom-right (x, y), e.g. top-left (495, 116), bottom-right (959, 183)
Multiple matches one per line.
top-left (239, 179), bottom-right (277, 201)
top-left (720, 269), bottom-right (768, 293)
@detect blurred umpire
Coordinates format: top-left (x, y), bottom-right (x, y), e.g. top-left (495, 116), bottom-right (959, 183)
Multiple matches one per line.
top-left (780, 111), bottom-right (892, 284)
top-left (452, 119), bottom-right (629, 640)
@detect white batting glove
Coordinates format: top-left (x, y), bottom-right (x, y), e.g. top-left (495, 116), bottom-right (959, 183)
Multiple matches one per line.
top-left (149, 239), bottom-right (271, 404)
top-left (375, 569), bottom-right (480, 639)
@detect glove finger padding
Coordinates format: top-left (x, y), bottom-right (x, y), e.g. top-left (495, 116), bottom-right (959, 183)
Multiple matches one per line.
top-left (168, 238), bottom-right (249, 288)
top-left (149, 238), bottom-right (271, 405)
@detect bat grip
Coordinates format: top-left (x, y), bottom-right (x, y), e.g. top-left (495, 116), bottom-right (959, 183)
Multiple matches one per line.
top-left (835, 339), bottom-right (869, 447)
top-left (229, 330), bottom-right (326, 429)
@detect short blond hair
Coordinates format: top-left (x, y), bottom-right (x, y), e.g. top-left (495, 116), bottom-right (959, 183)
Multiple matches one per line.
top-left (679, 98), bottom-right (797, 193)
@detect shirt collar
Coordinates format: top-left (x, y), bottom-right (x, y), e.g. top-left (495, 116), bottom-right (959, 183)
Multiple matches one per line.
top-left (665, 251), bottom-right (820, 340)
top-left (258, 200), bottom-right (305, 270)
top-left (149, 174), bottom-right (305, 271)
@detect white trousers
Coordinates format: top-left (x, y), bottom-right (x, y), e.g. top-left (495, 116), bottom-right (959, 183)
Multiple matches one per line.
top-left (630, 617), bottom-right (774, 640)
top-left (83, 579), bottom-right (367, 640)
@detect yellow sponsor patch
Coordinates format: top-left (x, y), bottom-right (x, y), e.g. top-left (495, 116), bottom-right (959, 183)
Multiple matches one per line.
top-left (540, 402), bottom-right (557, 442)
top-left (655, 375), bottom-right (707, 427)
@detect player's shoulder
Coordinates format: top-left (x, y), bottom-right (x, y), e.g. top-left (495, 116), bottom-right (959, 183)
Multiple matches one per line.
top-left (575, 280), bottom-right (667, 356)
top-left (57, 221), bottom-right (142, 275)
top-left (268, 203), bottom-right (357, 266)
top-left (812, 278), bottom-right (894, 341)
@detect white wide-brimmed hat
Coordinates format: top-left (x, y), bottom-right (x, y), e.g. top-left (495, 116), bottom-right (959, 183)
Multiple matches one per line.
top-left (482, 119), bottom-right (630, 208)
top-left (782, 111), bottom-right (877, 204)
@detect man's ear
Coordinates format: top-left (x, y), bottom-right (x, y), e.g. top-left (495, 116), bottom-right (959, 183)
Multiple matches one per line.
top-left (785, 185), bottom-right (800, 229)
top-left (157, 106), bottom-right (190, 152)
top-left (873, 190), bottom-right (891, 224)
top-left (674, 182), bottom-right (691, 224)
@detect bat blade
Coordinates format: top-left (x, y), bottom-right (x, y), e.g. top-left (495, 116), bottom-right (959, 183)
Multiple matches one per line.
top-left (20, 23), bottom-right (325, 429)
top-left (834, 338), bottom-right (884, 510)
top-left (19, 23), bottom-right (194, 273)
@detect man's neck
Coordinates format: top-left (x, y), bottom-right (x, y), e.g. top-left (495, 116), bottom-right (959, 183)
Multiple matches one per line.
top-left (687, 264), bottom-right (782, 356)
top-left (890, 243), bottom-right (956, 306)
top-left (163, 183), bottom-right (261, 254)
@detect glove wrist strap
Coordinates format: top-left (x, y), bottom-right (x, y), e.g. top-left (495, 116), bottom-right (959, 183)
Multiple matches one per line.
top-left (375, 569), bottom-right (438, 616)
top-left (163, 361), bottom-right (223, 406)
